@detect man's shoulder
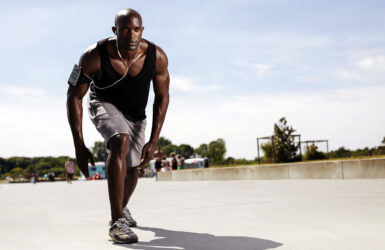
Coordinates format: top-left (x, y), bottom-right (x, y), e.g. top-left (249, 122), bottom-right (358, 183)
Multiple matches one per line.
top-left (79, 41), bottom-right (103, 75)
top-left (79, 43), bottom-right (99, 64)
top-left (153, 43), bottom-right (168, 73)
top-left (154, 44), bottom-right (167, 59)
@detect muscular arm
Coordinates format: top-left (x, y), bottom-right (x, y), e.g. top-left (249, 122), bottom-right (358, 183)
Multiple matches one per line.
top-left (140, 46), bottom-right (170, 167)
top-left (66, 45), bottom-right (100, 176)
top-left (150, 46), bottom-right (170, 143)
top-left (67, 82), bottom-right (89, 147)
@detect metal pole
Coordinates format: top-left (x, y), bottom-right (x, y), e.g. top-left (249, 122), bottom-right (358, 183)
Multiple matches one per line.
top-left (299, 135), bottom-right (302, 160)
top-left (257, 138), bottom-right (260, 164)
top-left (271, 136), bottom-right (276, 163)
top-left (326, 140), bottom-right (329, 159)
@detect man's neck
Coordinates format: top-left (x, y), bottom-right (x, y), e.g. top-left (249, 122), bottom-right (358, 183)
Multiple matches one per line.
top-left (115, 40), bottom-right (141, 60)
top-left (118, 47), bottom-right (139, 59)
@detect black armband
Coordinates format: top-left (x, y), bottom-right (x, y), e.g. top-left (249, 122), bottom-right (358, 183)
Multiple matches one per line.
top-left (67, 64), bottom-right (92, 87)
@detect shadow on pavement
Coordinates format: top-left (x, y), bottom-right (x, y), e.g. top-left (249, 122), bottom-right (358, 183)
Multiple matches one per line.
top-left (115, 226), bottom-right (282, 250)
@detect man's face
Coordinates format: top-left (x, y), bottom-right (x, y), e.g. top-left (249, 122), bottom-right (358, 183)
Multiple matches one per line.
top-left (114, 15), bottom-right (144, 50)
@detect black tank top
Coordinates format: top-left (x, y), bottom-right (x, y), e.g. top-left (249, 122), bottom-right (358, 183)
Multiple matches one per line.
top-left (90, 38), bottom-right (156, 121)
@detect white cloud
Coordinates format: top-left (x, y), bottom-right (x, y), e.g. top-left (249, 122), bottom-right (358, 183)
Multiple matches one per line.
top-left (333, 69), bottom-right (365, 81)
top-left (332, 54), bottom-right (385, 83)
top-left (0, 86), bottom-right (101, 158)
top-left (357, 56), bottom-right (385, 70)
top-left (235, 62), bottom-right (274, 77)
top-left (254, 64), bottom-right (273, 77)
top-left (1, 85), bottom-right (384, 159)
top-left (1, 86), bottom-right (45, 97)
top-left (295, 75), bottom-right (321, 84)
top-left (157, 86), bottom-right (385, 159)
top-left (171, 75), bottom-right (221, 92)
top-left (1, 1), bottom-right (385, 161)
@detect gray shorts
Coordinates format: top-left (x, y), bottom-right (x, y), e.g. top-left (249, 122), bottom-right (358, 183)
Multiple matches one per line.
top-left (87, 94), bottom-right (147, 167)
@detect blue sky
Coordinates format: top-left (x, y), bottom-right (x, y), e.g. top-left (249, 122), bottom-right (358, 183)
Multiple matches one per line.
top-left (0, 0), bottom-right (384, 159)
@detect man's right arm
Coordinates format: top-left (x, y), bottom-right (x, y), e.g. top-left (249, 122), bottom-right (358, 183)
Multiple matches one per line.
top-left (66, 45), bottom-right (99, 177)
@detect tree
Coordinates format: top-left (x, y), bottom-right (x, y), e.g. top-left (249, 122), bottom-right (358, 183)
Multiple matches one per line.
top-left (261, 142), bottom-right (274, 163)
top-left (208, 138), bottom-right (226, 164)
top-left (352, 147), bottom-right (373, 157)
top-left (225, 157), bottom-right (235, 165)
top-left (176, 144), bottom-right (195, 159)
top-left (4, 157), bottom-right (32, 172)
top-left (0, 156), bottom-right (79, 180)
top-left (158, 137), bottom-right (172, 148)
top-left (382, 137), bottom-right (385, 145)
top-left (162, 144), bottom-right (178, 157)
top-left (329, 147), bottom-right (351, 158)
top-left (274, 117), bottom-right (300, 162)
top-left (261, 117), bottom-right (300, 163)
top-left (303, 144), bottom-right (327, 161)
top-left (0, 157), bottom-right (5, 174)
top-left (195, 144), bottom-right (208, 157)
top-left (92, 141), bottom-right (105, 162)
top-left (9, 167), bottom-right (26, 179)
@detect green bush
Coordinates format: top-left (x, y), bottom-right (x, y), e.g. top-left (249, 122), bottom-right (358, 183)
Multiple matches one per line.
top-left (9, 167), bottom-right (27, 179)
top-left (303, 144), bottom-right (327, 161)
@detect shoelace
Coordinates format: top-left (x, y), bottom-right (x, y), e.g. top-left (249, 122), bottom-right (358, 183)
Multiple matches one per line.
top-left (115, 218), bottom-right (132, 234)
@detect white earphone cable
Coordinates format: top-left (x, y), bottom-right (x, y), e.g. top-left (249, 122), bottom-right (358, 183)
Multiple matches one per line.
top-left (89, 38), bottom-right (140, 90)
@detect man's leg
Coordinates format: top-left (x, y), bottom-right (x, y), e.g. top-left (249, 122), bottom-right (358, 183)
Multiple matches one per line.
top-left (106, 134), bottom-right (130, 223)
top-left (121, 119), bottom-right (146, 221)
top-left (122, 166), bottom-right (139, 208)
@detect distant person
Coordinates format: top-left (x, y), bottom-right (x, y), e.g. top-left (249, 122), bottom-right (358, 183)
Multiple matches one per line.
top-left (48, 172), bottom-right (55, 181)
top-left (5, 176), bottom-right (13, 183)
top-left (204, 156), bottom-right (210, 168)
top-left (170, 153), bottom-right (177, 170)
top-left (30, 172), bottom-right (37, 184)
top-left (64, 158), bottom-right (75, 184)
top-left (177, 154), bottom-right (185, 170)
top-left (154, 147), bottom-right (164, 179)
top-left (161, 156), bottom-right (171, 172)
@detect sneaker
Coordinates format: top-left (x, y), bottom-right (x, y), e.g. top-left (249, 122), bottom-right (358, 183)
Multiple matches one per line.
top-left (123, 207), bottom-right (137, 227)
top-left (109, 218), bottom-right (138, 244)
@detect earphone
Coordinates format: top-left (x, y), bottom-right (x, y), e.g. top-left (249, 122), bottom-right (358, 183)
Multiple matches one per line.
top-left (90, 34), bottom-right (140, 90)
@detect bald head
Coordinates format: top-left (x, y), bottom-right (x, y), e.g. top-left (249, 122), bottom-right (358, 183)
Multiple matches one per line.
top-left (115, 8), bottom-right (142, 27)
top-left (112, 8), bottom-right (144, 50)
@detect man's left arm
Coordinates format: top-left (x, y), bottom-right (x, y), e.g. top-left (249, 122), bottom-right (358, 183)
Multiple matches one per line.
top-left (140, 46), bottom-right (170, 167)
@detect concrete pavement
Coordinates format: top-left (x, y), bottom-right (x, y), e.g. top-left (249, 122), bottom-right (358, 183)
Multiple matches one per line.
top-left (0, 178), bottom-right (384, 250)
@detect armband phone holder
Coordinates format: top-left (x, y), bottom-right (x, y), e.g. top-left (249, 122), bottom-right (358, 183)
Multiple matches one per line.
top-left (68, 64), bottom-right (93, 87)
top-left (68, 64), bottom-right (82, 87)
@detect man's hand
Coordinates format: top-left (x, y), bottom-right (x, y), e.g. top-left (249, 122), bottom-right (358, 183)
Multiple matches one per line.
top-left (139, 142), bottom-right (157, 169)
top-left (75, 145), bottom-right (95, 178)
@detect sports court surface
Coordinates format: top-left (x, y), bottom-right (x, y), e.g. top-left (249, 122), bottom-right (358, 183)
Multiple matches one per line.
top-left (1, 178), bottom-right (384, 250)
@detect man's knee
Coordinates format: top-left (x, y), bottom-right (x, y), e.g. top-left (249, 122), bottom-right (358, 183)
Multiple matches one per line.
top-left (109, 134), bottom-right (130, 155)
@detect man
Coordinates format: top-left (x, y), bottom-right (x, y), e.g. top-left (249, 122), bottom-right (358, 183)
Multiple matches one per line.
top-left (170, 152), bottom-right (177, 170)
top-left (66, 8), bottom-right (169, 244)
top-left (204, 155), bottom-right (210, 168)
top-left (64, 157), bottom-right (75, 184)
top-left (153, 147), bottom-right (164, 180)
